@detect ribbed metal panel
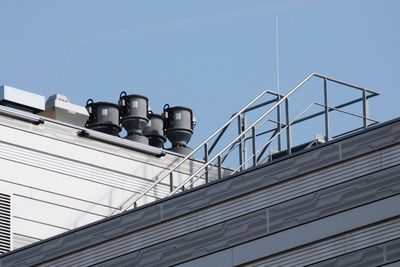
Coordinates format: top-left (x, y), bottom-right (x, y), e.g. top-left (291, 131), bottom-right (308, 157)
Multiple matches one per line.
top-left (197, 151), bottom-right (381, 228)
top-left (41, 214), bottom-right (198, 267)
top-left (0, 142), bottom-right (170, 197)
top-left (0, 193), bottom-right (11, 254)
top-left (381, 144), bottom-right (400, 170)
top-left (244, 217), bottom-right (400, 267)
top-left (2, 119), bottom-right (400, 266)
top-left (37, 150), bottom-right (386, 266)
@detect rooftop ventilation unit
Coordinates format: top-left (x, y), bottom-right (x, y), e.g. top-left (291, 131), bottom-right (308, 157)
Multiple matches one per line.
top-left (119, 92), bottom-right (149, 145)
top-left (39, 94), bottom-right (89, 126)
top-left (0, 85), bottom-right (45, 113)
top-left (85, 99), bottom-right (121, 136)
top-left (163, 104), bottom-right (196, 155)
top-left (143, 112), bottom-right (166, 148)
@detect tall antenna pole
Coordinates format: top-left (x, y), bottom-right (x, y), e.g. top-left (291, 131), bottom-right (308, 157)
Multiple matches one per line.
top-left (275, 16), bottom-right (280, 95)
top-left (275, 16), bottom-right (282, 151)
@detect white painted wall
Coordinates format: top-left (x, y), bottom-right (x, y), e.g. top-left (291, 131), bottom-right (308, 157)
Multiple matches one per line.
top-left (0, 111), bottom-right (230, 250)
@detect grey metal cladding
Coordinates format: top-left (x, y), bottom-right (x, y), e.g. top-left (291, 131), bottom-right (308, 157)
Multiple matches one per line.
top-left (42, 214), bottom-right (199, 267)
top-left (196, 150), bottom-right (382, 230)
top-left (234, 210), bottom-right (400, 266)
top-left (0, 203), bottom-right (163, 265)
top-left (308, 238), bottom-right (400, 267)
top-left (311, 245), bottom-right (384, 267)
top-left (91, 166), bottom-right (400, 267)
top-left (33, 152), bottom-right (394, 267)
top-left (387, 238), bottom-right (400, 263)
top-left (382, 262), bottom-right (400, 267)
top-left (178, 203), bottom-right (400, 267)
top-left (268, 164), bottom-right (400, 232)
top-left (93, 209), bottom-right (268, 267)
top-left (162, 120), bottom-right (400, 220)
top-left (2, 119), bottom-right (400, 266)
top-left (339, 119), bottom-right (400, 160)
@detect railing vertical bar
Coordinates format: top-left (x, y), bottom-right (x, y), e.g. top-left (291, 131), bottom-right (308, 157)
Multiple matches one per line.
top-left (217, 155), bottom-right (222, 179)
top-left (324, 77), bottom-right (330, 141)
top-left (204, 142), bottom-right (209, 183)
top-left (285, 98), bottom-right (292, 155)
top-left (277, 95), bottom-right (282, 151)
top-left (238, 115), bottom-right (244, 171)
top-left (169, 172), bottom-right (174, 193)
top-left (252, 126), bottom-right (257, 166)
top-left (243, 112), bottom-right (248, 169)
top-left (362, 89), bottom-right (368, 129)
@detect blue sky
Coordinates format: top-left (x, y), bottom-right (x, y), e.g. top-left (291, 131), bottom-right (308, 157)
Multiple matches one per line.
top-left (0, 0), bottom-right (399, 147)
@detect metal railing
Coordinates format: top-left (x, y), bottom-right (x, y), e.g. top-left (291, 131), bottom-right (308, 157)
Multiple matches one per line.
top-left (119, 72), bottom-right (379, 212)
top-left (118, 90), bottom-right (282, 211)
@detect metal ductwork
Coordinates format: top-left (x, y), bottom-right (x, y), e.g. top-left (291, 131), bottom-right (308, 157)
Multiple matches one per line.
top-left (163, 104), bottom-right (196, 155)
top-left (119, 92), bottom-right (149, 145)
top-left (85, 99), bottom-right (121, 136)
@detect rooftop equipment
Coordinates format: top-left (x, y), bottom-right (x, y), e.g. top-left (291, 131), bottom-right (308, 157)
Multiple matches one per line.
top-left (39, 94), bottom-right (89, 127)
top-left (85, 99), bottom-right (121, 136)
top-left (143, 112), bottom-right (166, 148)
top-left (163, 104), bottom-right (196, 155)
top-left (119, 92), bottom-right (149, 145)
top-left (0, 85), bottom-right (45, 113)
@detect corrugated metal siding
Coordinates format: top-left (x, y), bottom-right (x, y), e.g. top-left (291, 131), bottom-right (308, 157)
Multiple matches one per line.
top-left (29, 147), bottom-right (400, 266)
top-left (197, 150), bottom-right (381, 229)
top-left (0, 193), bottom-right (11, 254)
top-left (24, 148), bottom-right (400, 266)
top-left (1, 118), bottom-right (400, 266)
top-left (245, 218), bottom-right (400, 267)
top-left (0, 142), bottom-right (170, 197)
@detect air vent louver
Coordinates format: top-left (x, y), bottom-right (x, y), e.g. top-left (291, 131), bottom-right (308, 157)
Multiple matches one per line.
top-left (0, 193), bottom-right (11, 254)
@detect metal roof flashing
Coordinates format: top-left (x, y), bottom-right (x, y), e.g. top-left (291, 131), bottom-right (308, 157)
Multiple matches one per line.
top-left (0, 85), bottom-right (45, 113)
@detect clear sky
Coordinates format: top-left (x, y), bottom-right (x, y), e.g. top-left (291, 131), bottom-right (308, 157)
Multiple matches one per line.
top-left (0, 0), bottom-right (399, 148)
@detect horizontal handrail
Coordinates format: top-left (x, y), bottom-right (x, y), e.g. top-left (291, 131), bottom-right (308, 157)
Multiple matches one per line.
top-left (169, 72), bottom-right (379, 195)
top-left (168, 72), bottom-right (318, 195)
top-left (313, 73), bottom-right (379, 94)
top-left (314, 103), bottom-right (379, 123)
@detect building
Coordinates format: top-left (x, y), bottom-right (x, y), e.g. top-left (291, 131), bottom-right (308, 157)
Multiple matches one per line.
top-left (0, 73), bottom-right (399, 266)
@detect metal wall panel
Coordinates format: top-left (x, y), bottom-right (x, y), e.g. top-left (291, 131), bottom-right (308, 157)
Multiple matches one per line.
top-left (92, 168), bottom-right (400, 267)
top-left (4, 162), bottom-right (398, 266)
top-left (197, 150), bottom-right (381, 229)
top-left (1, 118), bottom-right (400, 266)
top-left (308, 238), bottom-right (400, 267)
top-left (178, 209), bottom-right (400, 267)
top-left (242, 220), bottom-right (400, 267)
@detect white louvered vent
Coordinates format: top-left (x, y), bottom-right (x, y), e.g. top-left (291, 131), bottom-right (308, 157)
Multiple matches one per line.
top-left (0, 193), bottom-right (11, 254)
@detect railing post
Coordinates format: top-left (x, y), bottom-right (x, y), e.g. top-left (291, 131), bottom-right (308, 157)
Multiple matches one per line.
top-left (238, 115), bottom-right (244, 171)
top-left (324, 78), bottom-right (330, 141)
top-left (277, 95), bottom-right (282, 151)
top-left (251, 126), bottom-right (257, 166)
top-left (243, 113), bottom-right (248, 169)
top-left (285, 98), bottom-right (291, 155)
top-left (169, 172), bottom-right (174, 193)
top-left (217, 155), bottom-right (222, 179)
top-left (204, 142), bottom-right (209, 183)
top-left (362, 90), bottom-right (368, 129)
